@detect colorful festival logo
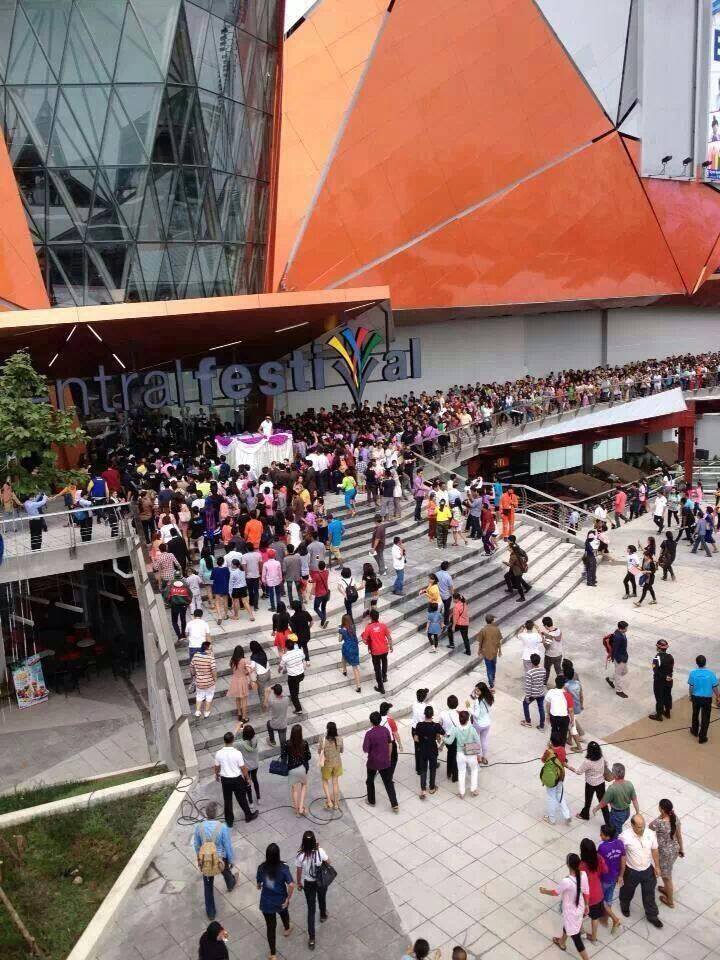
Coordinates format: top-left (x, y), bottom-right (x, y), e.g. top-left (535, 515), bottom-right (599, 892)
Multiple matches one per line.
top-left (327, 326), bottom-right (382, 406)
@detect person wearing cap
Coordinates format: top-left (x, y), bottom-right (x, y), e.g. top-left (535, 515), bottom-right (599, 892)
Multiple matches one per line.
top-left (649, 640), bottom-right (674, 722)
top-left (261, 548), bottom-right (283, 612)
top-left (379, 701), bottom-right (403, 776)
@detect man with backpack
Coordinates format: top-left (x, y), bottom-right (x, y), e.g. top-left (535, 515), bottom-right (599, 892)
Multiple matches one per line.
top-left (165, 573), bottom-right (191, 640)
top-left (539, 736), bottom-right (571, 825)
top-left (192, 800), bottom-right (237, 919)
top-left (503, 535), bottom-right (530, 601)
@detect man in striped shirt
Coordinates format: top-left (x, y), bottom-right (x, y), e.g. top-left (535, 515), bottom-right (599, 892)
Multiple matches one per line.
top-left (152, 543), bottom-right (180, 590)
top-left (191, 641), bottom-right (217, 718)
top-left (521, 653), bottom-right (546, 729)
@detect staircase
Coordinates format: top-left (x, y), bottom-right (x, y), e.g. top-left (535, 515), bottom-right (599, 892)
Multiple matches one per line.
top-left (182, 499), bottom-right (584, 775)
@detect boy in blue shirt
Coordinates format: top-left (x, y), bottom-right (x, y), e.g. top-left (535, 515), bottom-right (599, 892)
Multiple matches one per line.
top-left (688, 654), bottom-right (720, 743)
top-left (426, 602), bottom-right (443, 651)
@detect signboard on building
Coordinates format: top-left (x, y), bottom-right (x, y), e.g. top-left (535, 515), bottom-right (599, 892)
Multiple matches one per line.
top-left (12, 654), bottom-right (49, 709)
top-left (706, 0), bottom-right (720, 179)
top-left (54, 327), bottom-right (422, 414)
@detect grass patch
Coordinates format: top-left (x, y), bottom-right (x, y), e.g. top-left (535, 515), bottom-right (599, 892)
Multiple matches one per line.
top-left (0, 767), bottom-right (166, 817)
top-left (0, 787), bottom-right (172, 960)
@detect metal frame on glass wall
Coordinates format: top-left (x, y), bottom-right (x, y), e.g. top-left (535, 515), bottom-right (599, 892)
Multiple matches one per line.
top-left (0, 0), bottom-right (280, 306)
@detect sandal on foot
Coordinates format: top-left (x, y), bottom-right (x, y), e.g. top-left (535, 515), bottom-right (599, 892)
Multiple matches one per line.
top-left (552, 938), bottom-right (567, 951)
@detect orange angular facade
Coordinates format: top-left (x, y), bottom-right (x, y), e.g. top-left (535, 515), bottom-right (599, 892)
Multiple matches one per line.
top-left (0, 138), bottom-right (49, 311)
top-left (276, 0), bottom-right (720, 311)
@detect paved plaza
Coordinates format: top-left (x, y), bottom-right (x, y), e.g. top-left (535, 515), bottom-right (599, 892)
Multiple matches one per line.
top-left (94, 506), bottom-right (720, 960)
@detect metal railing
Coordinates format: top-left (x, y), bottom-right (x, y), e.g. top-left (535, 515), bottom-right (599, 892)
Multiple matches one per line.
top-left (0, 501), bottom-right (131, 562)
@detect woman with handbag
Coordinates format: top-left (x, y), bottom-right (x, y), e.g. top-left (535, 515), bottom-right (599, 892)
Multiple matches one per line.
top-left (444, 710), bottom-right (481, 798)
top-left (295, 830), bottom-right (332, 951)
top-left (282, 724), bottom-right (311, 816)
top-left (468, 682), bottom-right (493, 765)
top-left (339, 614), bottom-right (362, 693)
top-left (318, 721), bottom-right (344, 810)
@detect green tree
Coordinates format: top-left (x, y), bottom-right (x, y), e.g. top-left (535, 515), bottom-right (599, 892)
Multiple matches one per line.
top-left (0, 350), bottom-right (87, 498)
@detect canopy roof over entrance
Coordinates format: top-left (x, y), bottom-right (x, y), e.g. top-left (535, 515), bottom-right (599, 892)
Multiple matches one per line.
top-left (0, 287), bottom-right (391, 377)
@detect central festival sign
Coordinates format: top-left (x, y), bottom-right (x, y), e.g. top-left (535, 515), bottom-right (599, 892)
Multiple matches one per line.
top-left (54, 327), bottom-right (421, 414)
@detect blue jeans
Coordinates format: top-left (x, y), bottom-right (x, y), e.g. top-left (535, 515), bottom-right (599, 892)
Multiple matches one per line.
top-left (313, 594), bottom-right (328, 622)
top-left (203, 865), bottom-right (236, 918)
top-left (267, 584), bottom-right (281, 610)
top-left (485, 657), bottom-right (497, 687)
top-left (602, 879), bottom-right (617, 905)
top-left (392, 568), bottom-right (405, 593)
top-left (609, 807), bottom-right (630, 836)
top-left (523, 696), bottom-right (545, 727)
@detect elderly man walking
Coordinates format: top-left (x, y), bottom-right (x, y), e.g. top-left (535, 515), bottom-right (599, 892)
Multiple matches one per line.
top-left (618, 815), bottom-right (663, 927)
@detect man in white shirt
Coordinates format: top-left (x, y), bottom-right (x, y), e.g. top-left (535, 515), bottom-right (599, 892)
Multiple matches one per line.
top-left (594, 504), bottom-right (608, 528)
top-left (391, 536), bottom-right (406, 595)
top-left (652, 493), bottom-right (667, 533)
top-left (544, 676), bottom-right (571, 745)
top-left (619, 815), bottom-right (662, 927)
top-left (517, 620), bottom-right (543, 672)
top-left (279, 637), bottom-right (305, 714)
top-left (187, 609), bottom-right (211, 655)
top-left (259, 416), bottom-right (273, 437)
top-left (623, 545), bottom-right (640, 599)
top-left (214, 731), bottom-right (257, 826)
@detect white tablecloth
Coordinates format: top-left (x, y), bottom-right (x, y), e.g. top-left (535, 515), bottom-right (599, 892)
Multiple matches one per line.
top-left (215, 433), bottom-right (293, 471)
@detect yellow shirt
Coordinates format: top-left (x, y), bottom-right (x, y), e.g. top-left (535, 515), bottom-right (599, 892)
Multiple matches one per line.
top-left (436, 505), bottom-right (452, 522)
top-left (299, 488), bottom-right (311, 506)
top-left (425, 583), bottom-right (441, 604)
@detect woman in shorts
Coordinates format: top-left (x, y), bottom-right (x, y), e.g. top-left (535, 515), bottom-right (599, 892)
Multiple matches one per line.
top-left (318, 721), bottom-right (344, 810)
top-left (580, 838), bottom-right (621, 939)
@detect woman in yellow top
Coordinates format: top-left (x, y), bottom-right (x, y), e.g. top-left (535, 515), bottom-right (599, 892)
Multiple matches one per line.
top-left (417, 574), bottom-right (441, 634)
top-left (337, 474), bottom-right (357, 516)
top-left (435, 498), bottom-right (452, 550)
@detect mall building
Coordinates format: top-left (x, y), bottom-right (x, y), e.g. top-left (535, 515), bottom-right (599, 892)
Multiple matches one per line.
top-left (2, 0), bottom-right (720, 422)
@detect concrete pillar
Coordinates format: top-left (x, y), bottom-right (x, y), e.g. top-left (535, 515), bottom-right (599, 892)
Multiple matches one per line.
top-left (582, 440), bottom-right (595, 474)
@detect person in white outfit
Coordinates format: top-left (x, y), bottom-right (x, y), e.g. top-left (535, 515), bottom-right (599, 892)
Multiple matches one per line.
top-left (467, 682), bottom-right (493, 765)
top-left (445, 710), bottom-right (481, 797)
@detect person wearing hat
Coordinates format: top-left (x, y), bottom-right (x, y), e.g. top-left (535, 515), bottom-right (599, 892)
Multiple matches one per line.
top-left (379, 701), bottom-right (403, 776)
top-left (649, 640), bottom-right (674, 721)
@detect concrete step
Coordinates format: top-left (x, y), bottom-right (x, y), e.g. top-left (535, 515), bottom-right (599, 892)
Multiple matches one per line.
top-left (179, 524), bottom-right (545, 672)
top-left (192, 539), bottom-right (582, 766)
top-left (190, 532), bottom-right (571, 709)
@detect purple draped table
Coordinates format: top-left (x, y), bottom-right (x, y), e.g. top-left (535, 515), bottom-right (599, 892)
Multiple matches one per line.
top-left (215, 432), bottom-right (294, 470)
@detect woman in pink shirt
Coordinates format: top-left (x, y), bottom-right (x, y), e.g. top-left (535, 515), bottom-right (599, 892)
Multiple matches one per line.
top-left (449, 591), bottom-right (471, 655)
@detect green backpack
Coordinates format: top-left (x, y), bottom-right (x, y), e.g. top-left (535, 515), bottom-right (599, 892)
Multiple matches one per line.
top-left (539, 752), bottom-right (565, 788)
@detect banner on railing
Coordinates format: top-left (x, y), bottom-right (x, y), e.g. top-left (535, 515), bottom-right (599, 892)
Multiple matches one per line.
top-left (11, 654), bottom-right (49, 709)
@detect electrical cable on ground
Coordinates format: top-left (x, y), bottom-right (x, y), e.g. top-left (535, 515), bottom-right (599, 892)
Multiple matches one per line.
top-left (174, 715), bottom-right (718, 826)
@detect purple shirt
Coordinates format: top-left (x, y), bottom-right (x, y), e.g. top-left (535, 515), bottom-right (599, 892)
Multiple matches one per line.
top-left (598, 837), bottom-right (625, 882)
top-left (363, 725), bottom-right (391, 770)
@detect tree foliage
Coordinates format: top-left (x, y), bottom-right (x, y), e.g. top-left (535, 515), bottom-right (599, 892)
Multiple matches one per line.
top-left (0, 350), bottom-right (86, 497)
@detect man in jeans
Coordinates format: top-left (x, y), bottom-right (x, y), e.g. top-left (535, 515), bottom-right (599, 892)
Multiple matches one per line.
top-left (281, 544), bottom-right (303, 605)
top-left (361, 610), bottom-right (393, 694)
top-left (391, 536), bottom-right (406, 595)
top-left (192, 801), bottom-right (236, 919)
top-left (476, 613), bottom-right (502, 690)
top-left (280, 638), bottom-right (305, 714)
top-left (363, 711), bottom-right (399, 811)
top-left (618, 815), bottom-right (663, 927)
top-left (266, 684), bottom-right (288, 747)
top-left (606, 620), bottom-right (629, 699)
top-left (594, 762), bottom-right (639, 835)
top-left (521, 653), bottom-right (546, 728)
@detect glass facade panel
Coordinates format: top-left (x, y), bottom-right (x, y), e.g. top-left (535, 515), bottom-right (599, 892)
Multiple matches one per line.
top-left (1, 0), bottom-right (278, 305)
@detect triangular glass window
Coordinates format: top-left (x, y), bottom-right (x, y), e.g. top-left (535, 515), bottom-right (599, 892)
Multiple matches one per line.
top-left (7, 85), bottom-right (58, 164)
top-left (0, 0), bottom-right (18, 80)
top-left (62, 4), bottom-right (113, 83)
top-left (62, 86), bottom-right (111, 161)
top-left (6, 4), bottom-right (55, 83)
top-left (130, 0), bottom-right (180, 76)
top-left (114, 1), bottom-right (163, 82)
top-left (23, 0), bottom-right (71, 79)
top-left (183, 246), bottom-right (205, 298)
top-left (76, 0), bottom-right (126, 80)
top-left (47, 92), bottom-right (98, 167)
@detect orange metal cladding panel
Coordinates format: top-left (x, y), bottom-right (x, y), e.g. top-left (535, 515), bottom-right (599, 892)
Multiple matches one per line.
top-left (643, 179), bottom-right (720, 294)
top-left (272, 0), bottom-right (386, 289)
top-left (284, 0), bottom-right (612, 292)
top-left (0, 138), bottom-right (48, 310)
top-left (340, 134), bottom-right (685, 310)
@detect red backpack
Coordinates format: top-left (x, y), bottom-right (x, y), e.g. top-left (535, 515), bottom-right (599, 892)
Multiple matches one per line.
top-left (602, 633), bottom-right (613, 658)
